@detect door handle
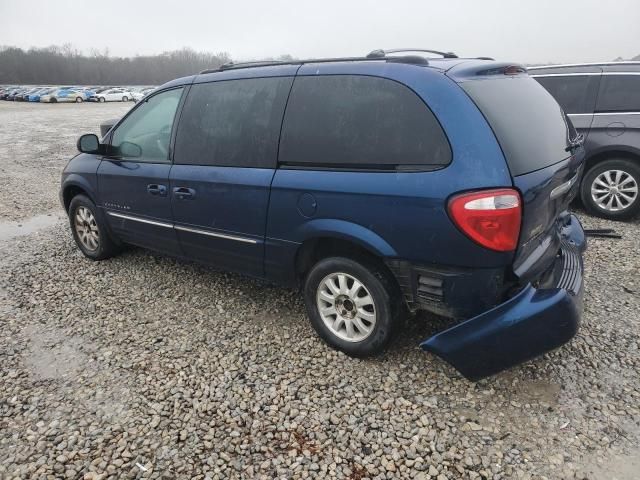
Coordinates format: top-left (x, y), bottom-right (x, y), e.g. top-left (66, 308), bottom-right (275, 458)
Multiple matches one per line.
top-left (173, 186), bottom-right (196, 200)
top-left (147, 184), bottom-right (167, 196)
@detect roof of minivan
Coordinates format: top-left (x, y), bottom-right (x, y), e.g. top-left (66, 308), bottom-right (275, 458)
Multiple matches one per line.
top-left (157, 56), bottom-right (528, 90)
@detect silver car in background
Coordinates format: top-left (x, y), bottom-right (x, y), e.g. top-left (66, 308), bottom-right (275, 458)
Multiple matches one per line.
top-left (530, 62), bottom-right (640, 220)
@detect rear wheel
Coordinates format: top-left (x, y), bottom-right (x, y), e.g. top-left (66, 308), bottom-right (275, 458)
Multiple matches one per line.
top-left (581, 159), bottom-right (640, 220)
top-left (68, 195), bottom-right (120, 260)
top-left (75, 96), bottom-right (83, 103)
top-left (99, 97), bottom-right (106, 103)
top-left (50, 97), bottom-right (57, 103)
top-left (122, 96), bottom-right (128, 102)
top-left (304, 256), bottom-right (402, 357)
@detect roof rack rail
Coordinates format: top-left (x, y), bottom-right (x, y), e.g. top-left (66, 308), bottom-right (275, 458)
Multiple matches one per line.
top-left (200, 55), bottom-right (388, 74)
top-left (199, 48), bottom-right (462, 74)
top-left (217, 60), bottom-right (288, 72)
top-left (367, 48), bottom-right (458, 59)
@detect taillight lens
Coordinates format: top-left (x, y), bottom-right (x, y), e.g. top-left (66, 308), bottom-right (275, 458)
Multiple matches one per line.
top-left (448, 189), bottom-right (522, 252)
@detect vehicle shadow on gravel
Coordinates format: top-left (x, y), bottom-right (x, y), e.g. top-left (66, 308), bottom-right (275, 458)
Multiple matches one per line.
top-left (113, 244), bottom-right (461, 370)
top-left (80, 241), bottom-right (558, 385)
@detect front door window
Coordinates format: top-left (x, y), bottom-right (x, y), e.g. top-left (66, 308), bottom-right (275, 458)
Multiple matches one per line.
top-left (111, 87), bottom-right (183, 163)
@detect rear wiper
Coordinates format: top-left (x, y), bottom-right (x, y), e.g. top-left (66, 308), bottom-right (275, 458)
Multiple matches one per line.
top-left (565, 133), bottom-right (584, 153)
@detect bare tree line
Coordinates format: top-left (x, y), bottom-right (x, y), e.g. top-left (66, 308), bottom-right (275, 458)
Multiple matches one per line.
top-left (0, 45), bottom-right (237, 85)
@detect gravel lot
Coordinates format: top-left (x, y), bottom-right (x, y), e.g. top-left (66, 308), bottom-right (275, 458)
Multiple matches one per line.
top-left (0, 101), bottom-right (639, 480)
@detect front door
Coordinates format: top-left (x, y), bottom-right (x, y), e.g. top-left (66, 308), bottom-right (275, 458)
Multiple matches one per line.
top-left (97, 87), bottom-right (184, 255)
top-left (169, 75), bottom-right (294, 276)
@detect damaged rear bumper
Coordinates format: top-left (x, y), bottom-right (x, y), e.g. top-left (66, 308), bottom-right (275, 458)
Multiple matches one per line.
top-left (420, 214), bottom-right (586, 381)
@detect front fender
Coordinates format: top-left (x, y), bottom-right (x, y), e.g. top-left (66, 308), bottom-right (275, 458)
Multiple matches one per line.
top-left (296, 218), bottom-right (397, 258)
top-left (60, 174), bottom-right (98, 209)
top-left (60, 153), bottom-right (102, 210)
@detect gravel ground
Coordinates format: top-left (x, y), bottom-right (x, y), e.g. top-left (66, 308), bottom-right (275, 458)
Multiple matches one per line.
top-left (0, 101), bottom-right (639, 480)
top-left (0, 101), bottom-right (131, 222)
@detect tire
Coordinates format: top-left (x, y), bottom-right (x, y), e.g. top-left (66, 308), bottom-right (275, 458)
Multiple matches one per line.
top-left (68, 195), bottom-right (120, 260)
top-left (50, 97), bottom-right (57, 103)
top-left (99, 97), bottom-right (105, 103)
top-left (122, 96), bottom-right (128, 102)
top-left (75, 97), bottom-right (83, 103)
top-left (304, 256), bottom-right (402, 357)
top-left (580, 159), bottom-right (640, 220)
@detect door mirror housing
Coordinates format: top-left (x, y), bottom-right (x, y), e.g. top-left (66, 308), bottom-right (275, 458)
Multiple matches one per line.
top-left (77, 134), bottom-right (100, 154)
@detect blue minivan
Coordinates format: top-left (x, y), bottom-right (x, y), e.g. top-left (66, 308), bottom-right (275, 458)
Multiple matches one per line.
top-left (61, 49), bottom-right (586, 380)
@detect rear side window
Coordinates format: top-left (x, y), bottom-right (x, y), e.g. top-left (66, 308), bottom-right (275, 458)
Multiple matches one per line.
top-left (534, 75), bottom-right (600, 114)
top-left (174, 77), bottom-right (293, 168)
top-left (278, 75), bottom-right (451, 169)
top-left (596, 75), bottom-right (640, 112)
top-left (462, 77), bottom-right (571, 176)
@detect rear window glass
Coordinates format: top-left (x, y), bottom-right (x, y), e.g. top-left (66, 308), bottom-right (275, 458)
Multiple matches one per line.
top-left (279, 75), bottom-right (451, 169)
top-left (596, 75), bottom-right (640, 112)
top-left (534, 75), bottom-right (600, 114)
top-left (462, 77), bottom-right (571, 176)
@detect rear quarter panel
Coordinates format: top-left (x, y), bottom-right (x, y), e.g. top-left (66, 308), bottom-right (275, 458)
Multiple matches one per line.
top-left (266, 63), bottom-right (514, 283)
top-left (583, 113), bottom-right (640, 162)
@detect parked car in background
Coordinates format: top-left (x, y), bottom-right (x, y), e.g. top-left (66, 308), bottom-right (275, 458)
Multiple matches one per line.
top-left (16, 87), bottom-right (38, 101)
top-left (87, 87), bottom-right (110, 101)
top-left (29, 87), bottom-right (56, 102)
top-left (95, 88), bottom-right (133, 102)
top-left (531, 62), bottom-right (640, 219)
top-left (7, 88), bottom-right (28, 101)
top-left (12, 88), bottom-right (28, 101)
top-left (62, 50), bottom-right (586, 381)
top-left (79, 88), bottom-right (97, 101)
top-left (22, 87), bottom-right (48, 101)
top-left (40, 88), bottom-right (87, 103)
top-left (130, 87), bottom-right (156, 102)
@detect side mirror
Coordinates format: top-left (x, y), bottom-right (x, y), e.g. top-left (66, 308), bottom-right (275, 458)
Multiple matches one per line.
top-left (118, 141), bottom-right (142, 158)
top-left (77, 134), bottom-right (100, 154)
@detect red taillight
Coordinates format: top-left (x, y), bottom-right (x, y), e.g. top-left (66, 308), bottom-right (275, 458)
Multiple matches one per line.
top-left (448, 189), bottom-right (522, 252)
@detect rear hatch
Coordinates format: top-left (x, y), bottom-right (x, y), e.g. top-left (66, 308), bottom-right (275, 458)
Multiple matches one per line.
top-left (460, 74), bottom-right (584, 283)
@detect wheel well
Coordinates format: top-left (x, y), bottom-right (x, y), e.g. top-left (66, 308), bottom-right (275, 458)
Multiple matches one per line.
top-left (63, 185), bottom-right (88, 211)
top-left (295, 237), bottom-right (399, 290)
top-left (585, 149), bottom-right (640, 173)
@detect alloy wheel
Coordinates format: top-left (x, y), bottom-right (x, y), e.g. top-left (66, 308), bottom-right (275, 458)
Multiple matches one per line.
top-left (591, 169), bottom-right (638, 212)
top-left (316, 272), bottom-right (376, 342)
top-left (74, 206), bottom-right (100, 251)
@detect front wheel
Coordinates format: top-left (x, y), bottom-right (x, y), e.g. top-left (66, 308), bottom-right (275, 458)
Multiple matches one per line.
top-left (75, 96), bottom-right (83, 103)
top-left (68, 195), bottom-right (120, 260)
top-left (304, 257), bottom-right (402, 357)
top-left (581, 159), bottom-right (640, 220)
top-left (99, 97), bottom-right (106, 103)
top-left (122, 96), bottom-right (128, 102)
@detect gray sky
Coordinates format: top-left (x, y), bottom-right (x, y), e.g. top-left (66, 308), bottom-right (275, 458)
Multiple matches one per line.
top-left (0, 0), bottom-right (638, 64)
